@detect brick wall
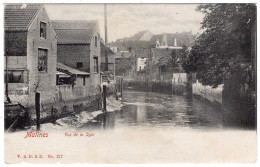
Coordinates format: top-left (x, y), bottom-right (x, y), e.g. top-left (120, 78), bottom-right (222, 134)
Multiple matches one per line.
top-left (5, 32), bottom-right (27, 56)
top-left (57, 44), bottom-right (91, 72)
top-left (26, 7), bottom-right (57, 107)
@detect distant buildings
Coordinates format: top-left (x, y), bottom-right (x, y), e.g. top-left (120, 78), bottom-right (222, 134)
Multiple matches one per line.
top-left (110, 30), bottom-right (195, 82)
top-left (4, 4), bottom-right (57, 108)
top-left (150, 31), bottom-right (196, 48)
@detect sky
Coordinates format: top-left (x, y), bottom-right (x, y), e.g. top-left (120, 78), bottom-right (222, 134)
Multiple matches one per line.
top-left (44, 4), bottom-right (205, 42)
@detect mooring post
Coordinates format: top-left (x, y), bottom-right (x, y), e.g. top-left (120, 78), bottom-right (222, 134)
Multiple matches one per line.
top-left (36, 92), bottom-right (40, 131)
top-left (103, 85), bottom-right (107, 112)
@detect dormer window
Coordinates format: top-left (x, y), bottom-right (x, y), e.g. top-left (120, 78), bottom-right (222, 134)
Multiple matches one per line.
top-left (40, 22), bottom-right (46, 38)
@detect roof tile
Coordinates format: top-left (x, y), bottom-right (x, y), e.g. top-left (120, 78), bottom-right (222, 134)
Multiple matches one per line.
top-left (55, 29), bottom-right (94, 44)
top-left (52, 20), bottom-right (99, 44)
top-left (4, 4), bottom-right (43, 31)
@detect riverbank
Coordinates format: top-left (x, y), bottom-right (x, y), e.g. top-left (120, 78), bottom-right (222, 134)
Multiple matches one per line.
top-left (28, 96), bottom-right (124, 131)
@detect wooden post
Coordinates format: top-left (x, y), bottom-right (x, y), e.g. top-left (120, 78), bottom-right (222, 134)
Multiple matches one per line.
top-left (103, 85), bottom-right (107, 112)
top-left (35, 92), bottom-right (40, 131)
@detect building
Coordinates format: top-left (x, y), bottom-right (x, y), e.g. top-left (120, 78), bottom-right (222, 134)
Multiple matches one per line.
top-left (100, 42), bottom-right (115, 81)
top-left (136, 58), bottom-right (148, 71)
top-left (114, 52), bottom-right (135, 80)
top-left (51, 20), bottom-right (101, 96)
top-left (56, 62), bottom-right (91, 101)
top-left (130, 30), bottom-right (153, 41)
top-left (150, 31), bottom-right (196, 48)
top-left (4, 4), bottom-right (57, 108)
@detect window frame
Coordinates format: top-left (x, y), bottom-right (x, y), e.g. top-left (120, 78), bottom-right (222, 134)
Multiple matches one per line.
top-left (40, 21), bottom-right (47, 39)
top-left (93, 56), bottom-right (99, 73)
top-left (38, 48), bottom-right (48, 72)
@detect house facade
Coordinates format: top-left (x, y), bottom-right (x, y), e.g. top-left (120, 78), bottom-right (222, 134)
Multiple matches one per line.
top-left (4, 4), bottom-right (57, 108)
top-left (101, 42), bottom-right (115, 80)
top-left (51, 20), bottom-right (101, 96)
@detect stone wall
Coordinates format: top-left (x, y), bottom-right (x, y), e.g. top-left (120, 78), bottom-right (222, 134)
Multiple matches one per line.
top-left (192, 80), bottom-right (223, 105)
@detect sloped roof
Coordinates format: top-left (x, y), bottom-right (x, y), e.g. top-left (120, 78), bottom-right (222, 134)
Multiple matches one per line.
top-left (114, 52), bottom-right (133, 59)
top-left (123, 40), bottom-right (151, 50)
top-left (150, 34), bottom-right (164, 44)
top-left (57, 62), bottom-right (90, 76)
top-left (101, 42), bottom-right (115, 63)
top-left (101, 42), bottom-right (114, 55)
top-left (4, 4), bottom-right (43, 31)
top-left (55, 29), bottom-right (94, 44)
top-left (51, 20), bottom-right (100, 33)
top-left (52, 20), bottom-right (99, 44)
top-left (130, 30), bottom-right (151, 41)
top-left (165, 33), bottom-right (196, 47)
top-left (149, 32), bottom-right (196, 47)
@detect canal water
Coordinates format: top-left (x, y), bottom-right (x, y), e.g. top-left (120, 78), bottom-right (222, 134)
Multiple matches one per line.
top-left (79, 90), bottom-right (242, 131)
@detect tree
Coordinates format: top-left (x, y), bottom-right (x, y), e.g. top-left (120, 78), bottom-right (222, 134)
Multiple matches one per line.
top-left (182, 4), bottom-right (256, 88)
top-left (161, 45), bottom-right (189, 73)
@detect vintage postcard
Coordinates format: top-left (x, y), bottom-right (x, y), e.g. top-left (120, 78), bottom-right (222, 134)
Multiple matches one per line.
top-left (2, 2), bottom-right (257, 164)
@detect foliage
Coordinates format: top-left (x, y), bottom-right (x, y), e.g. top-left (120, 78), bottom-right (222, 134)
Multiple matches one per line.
top-left (182, 4), bottom-right (256, 88)
top-left (163, 45), bottom-right (189, 72)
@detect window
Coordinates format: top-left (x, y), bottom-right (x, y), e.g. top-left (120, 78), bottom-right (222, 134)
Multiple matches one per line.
top-left (38, 49), bottom-right (48, 72)
top-left (40, 22), bottom-right (46, 38)
top-left (5, 70), bottom-right (24, 83)
top-left (95, 36), bottom-right (97, 47)
top-left (94, 57), bottom-right (98, 73)
top-left (77, 62), bottom-right (83, 68)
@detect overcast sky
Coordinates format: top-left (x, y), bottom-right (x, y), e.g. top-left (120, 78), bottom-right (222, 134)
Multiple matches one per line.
top-left (45, 4), bottom-right (205, 42)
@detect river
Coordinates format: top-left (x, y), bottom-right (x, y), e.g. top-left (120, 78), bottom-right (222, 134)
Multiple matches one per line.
top-left (79, 90), bottom-right (250, 131)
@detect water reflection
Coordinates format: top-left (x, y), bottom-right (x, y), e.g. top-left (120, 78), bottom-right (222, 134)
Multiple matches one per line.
top-left (82, 90), bottom-right (255, 130)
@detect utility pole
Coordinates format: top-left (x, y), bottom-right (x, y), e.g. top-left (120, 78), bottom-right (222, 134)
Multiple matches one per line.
top-left (104, 3), bottom-right (108, 72)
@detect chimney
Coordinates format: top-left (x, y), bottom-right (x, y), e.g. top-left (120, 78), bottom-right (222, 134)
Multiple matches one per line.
top-left (174, 38), bottom-right (177, 46)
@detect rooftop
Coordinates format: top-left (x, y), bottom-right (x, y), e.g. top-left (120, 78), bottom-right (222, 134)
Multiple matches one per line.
top-left (57, 62), bottom-right (90, 76)
top-left (52, 20), bottom-right (99, 44)
top-left (51, 20), bottom-right (99, 33)
top-left (4, 4), bottom-right (43, 31)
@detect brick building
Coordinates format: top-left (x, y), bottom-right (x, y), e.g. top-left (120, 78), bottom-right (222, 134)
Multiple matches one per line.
top-left (100, 42), bottom-right (115, 80)
top-left (51, 20), bottom-right (101, 96)
top-left (4, 4), bottom-right (57, 108)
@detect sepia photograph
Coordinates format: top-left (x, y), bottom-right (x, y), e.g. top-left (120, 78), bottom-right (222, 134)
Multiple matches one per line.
top-left (2, 1), bottom-right (257, 164)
